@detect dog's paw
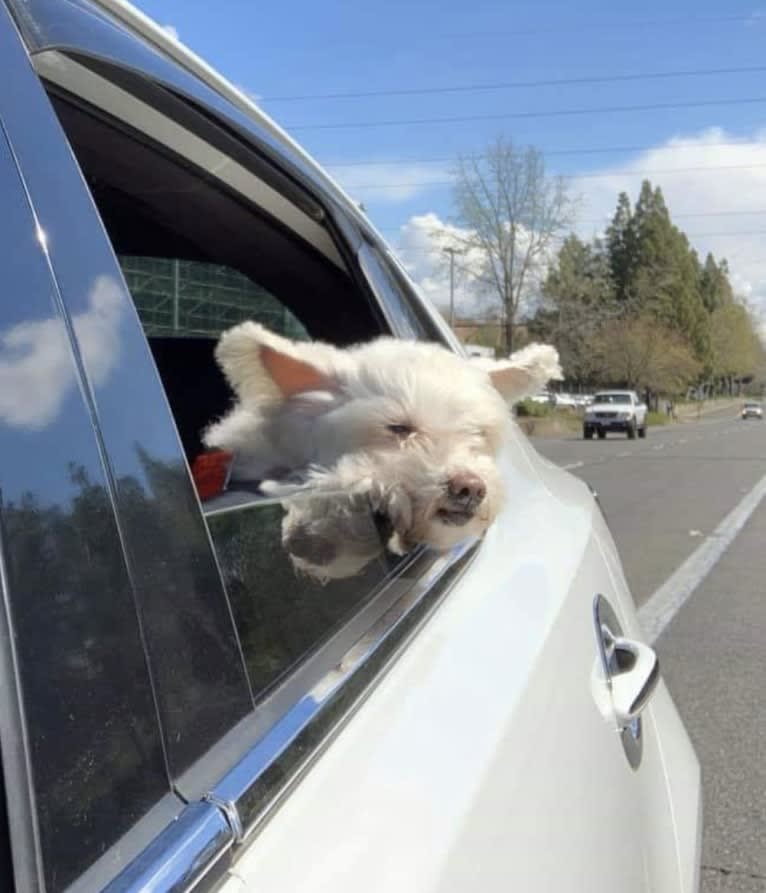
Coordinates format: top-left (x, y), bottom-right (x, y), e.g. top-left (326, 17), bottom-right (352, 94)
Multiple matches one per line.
top-left (378, 486), bottom-right (416, 555)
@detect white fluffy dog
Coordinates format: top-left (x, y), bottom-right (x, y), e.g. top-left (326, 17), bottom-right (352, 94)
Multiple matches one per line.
top-left (204, 323), bottom-right (561, 579)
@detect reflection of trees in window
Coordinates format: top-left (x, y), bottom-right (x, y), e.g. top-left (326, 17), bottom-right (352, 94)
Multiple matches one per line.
top-left (0, 465), bottom-right (165, 890)
top-left (209, 508), bottom-right (400, 700)
top-left (0, 457), bottom-right (404, 885)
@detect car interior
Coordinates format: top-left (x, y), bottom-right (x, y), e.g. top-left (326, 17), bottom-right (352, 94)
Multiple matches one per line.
top-left (48, 93), bottom-right (385, 467)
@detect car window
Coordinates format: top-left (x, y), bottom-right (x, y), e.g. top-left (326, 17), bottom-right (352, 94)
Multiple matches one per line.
top-left (594, 393), bottom-right (632, 404)
top-left (49, 93), bottom-right (416, 708)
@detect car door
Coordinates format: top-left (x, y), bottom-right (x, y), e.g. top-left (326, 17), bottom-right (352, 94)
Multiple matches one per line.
top-left (221, 443), bottom-right (685, 893)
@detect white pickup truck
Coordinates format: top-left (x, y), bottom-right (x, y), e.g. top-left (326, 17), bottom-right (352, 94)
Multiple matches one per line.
top-left (583, 390), bottom-right (648, 440)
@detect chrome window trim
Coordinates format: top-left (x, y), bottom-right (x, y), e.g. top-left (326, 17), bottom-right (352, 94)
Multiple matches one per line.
top-left (100, 802), bottom-right (233, 893)
top-left (174, 551), bottom-right (425, 802)
top-left (70, 542), bottom-right (478, 891)
top-left (205, 541), bottom-right (479, 844)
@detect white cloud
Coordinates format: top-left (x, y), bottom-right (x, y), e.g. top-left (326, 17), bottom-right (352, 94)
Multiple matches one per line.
top-left (161, 24), bottom-right (179, 40)
top-left (392, 213), bottom-right (491, 317)
top-left (328, 162), bottom-right (449, 204)
top-left (392, 213), bottom-right (557, 320)
top-left (573, 127), bottom-right (766, 322)
top-left (0, 276), bottom-right (123, 430)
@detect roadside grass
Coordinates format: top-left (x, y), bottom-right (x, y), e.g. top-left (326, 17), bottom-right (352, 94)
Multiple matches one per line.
top-left (647, 411), bottom-right (670, 426)
top-left (514, 398), bottom-right (552, 418)
top-left (514, 401), bottom-right (582, 437)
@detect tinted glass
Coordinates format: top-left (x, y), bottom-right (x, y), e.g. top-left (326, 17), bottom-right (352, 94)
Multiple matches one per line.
top-left (0, 126), bottom-right (168, 892)
top-left (207, 503), bottom-right (402, 699)
top-left (9, 90), bottom-right (254, 780)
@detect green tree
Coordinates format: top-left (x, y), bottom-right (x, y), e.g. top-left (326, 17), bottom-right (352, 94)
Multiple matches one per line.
top-left (710, 299), bottom-right (766, 392)
top-left (605, 191), bottom-right (634, 303)
top-left (538, 234), bottom-right (615, 383)
top-left (699, 253), bottom-right (734, 313)
top-left (594, 316), bottom-right (702, 394)
top-left (618, 182), bottom-right (710, 364)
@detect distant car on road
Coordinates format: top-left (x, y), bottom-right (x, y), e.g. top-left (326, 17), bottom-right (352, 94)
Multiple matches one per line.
top-left (584, 390), bottom-right (648, 440)
top-left (741, 401), bottom-right (763, 420)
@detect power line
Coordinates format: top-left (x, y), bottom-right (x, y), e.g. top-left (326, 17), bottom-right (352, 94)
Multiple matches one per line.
top-left (338, 162), bottom-right (766, 191)
top-left (261, 14), bottom-right (763, 52)
top-left (395, 230), bottom-right (766, 256)
top-left (324, 141), bottom-right (766, 168)
top-left (375, 209), bottom-right (766, 236)
top-left (287, 96), bottom-right (766, 131)
top-left (263, 65), bottom-right (766, 102)
top-left (432, 13), bottom-right (764, 38)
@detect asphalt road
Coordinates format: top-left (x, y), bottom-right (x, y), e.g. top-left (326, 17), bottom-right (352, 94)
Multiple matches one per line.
top-left (531, 411), bottom-right (766, 892)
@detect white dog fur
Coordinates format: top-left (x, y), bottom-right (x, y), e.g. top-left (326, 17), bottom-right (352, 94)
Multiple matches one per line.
top-left (204, 322), bottom-right (562, 579)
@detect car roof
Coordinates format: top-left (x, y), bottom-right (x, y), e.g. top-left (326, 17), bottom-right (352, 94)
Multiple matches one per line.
top-left (93, 0), bottom-right (375, 234)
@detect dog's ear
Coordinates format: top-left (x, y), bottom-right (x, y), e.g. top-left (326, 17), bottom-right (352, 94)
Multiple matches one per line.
top-left (473, 343), bottom-right (563, 401)
top-left (215, 322), bottom-right (335, 402)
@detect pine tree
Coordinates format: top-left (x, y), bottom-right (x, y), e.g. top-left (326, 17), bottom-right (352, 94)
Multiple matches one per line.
top-left (699, 253), bottom-right (735, 313)
top-left (605, 191), bottom-right (634, 303)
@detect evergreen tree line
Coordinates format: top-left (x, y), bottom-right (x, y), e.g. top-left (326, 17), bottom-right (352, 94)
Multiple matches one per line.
top-left (528, 180), bottom-right (766, 400)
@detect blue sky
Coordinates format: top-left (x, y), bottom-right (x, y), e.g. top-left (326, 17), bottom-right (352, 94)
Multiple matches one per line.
top-left (136, 0), bottom-right (766, 320)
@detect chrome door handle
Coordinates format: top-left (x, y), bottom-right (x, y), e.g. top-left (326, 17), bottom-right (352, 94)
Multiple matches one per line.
top-left (603, 630), bottom-right (660, 728)
top-left (594, 595), bottom-right (660, 730)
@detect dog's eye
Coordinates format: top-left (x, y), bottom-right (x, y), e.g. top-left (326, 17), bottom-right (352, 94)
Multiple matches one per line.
top-left (387, 423), bottom-right (414, 438)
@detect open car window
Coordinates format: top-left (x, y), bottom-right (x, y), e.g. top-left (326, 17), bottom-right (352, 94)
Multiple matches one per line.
top-left (47, 91), bottom-right (429, 712)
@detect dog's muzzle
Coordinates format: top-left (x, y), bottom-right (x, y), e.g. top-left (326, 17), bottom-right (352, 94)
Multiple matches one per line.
top-left (437, 472), bottom-right (486, 525)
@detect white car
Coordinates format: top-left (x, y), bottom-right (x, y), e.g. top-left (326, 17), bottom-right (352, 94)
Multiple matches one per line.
top-left (741, 401), bottom-right (763, 420)
top-left (552, 392), bottom-right (579, 408)
top-left (0, 2), bottom-right (700, 892)
top-left (584, 390), bottom-right (649, 440)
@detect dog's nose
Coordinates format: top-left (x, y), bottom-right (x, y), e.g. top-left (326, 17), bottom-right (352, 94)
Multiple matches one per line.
top-left (447, 472), bottom-right (486, 508)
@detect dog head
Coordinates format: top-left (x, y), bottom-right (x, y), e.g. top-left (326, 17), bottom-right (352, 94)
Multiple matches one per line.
top-left (210, 322), bottom-right (561, 556)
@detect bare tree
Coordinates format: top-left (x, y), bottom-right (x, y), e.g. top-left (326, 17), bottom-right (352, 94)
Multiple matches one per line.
top-left (443, 137), bottom-right (576, 355)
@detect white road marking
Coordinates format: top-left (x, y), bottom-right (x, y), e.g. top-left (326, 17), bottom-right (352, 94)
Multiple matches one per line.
top-left (618, 451), bottom-right (632, 457)
top-left (562, 461), bottom-right (584, 470)
top-left (639, 470), bottom-right (766, 643)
